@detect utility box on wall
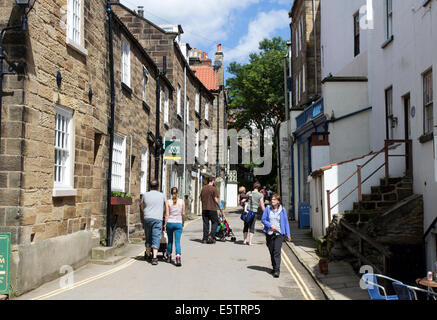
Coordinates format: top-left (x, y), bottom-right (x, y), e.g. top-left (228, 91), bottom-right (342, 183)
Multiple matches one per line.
top-left (0, 233), bottom-right (11, 295)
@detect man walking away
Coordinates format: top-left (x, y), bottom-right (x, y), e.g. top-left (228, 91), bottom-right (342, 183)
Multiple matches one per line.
top-left (141, 179), bottom-right (166, 265)
top-left (200, 177), bottom-right (224, 244)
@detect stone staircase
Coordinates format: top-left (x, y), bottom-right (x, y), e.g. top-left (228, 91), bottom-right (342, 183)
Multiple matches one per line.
top-left (342, 177), bottom-right (413, 224)
top-left (319, 177), bottom-right (424, 281)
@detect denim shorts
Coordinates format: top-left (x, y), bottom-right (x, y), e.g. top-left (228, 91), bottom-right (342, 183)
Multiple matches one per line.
top-left (144, 218), bottom-right (163, 249)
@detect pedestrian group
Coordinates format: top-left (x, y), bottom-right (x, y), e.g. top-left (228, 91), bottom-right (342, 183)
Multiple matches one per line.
top-left (141, 178), bottom-right (291, 278)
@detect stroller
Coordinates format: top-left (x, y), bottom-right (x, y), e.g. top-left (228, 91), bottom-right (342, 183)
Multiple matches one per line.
top-left (215, 217), bottom-right (236, 242)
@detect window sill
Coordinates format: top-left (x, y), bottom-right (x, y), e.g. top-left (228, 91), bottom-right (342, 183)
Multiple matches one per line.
top-left (204, 119), bottom-right (210, 127)
top-left (121, 82), bottom-right (132, 95)
top-left (177, 114), bottom-right (182, 121)
top-left (195, 111), bottom-right (201, 119)
top-left (142, 101), bottom-right (150, 113)
top-left (381, 35), bottom-right (394, 49)
top-left (66, 38), bottom-right (88, 56)
top-left (164, 122), bottom-right (170, 129)
top-left (419, 132), bottom-right (433, 144)
top-left (53, 188), bottom-right (78, 198)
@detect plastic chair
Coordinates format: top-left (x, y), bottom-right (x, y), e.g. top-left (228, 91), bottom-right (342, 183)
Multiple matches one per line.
top-left (393, 282), bottom-right (437, 300)
top-left (361, 273), bottom-right (400, 300)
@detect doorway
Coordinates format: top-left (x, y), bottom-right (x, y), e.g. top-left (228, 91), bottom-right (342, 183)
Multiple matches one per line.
top-left (403, 93), bottom-right (412, 176)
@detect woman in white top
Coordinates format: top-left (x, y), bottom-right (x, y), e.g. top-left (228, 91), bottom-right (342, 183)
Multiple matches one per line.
top-left (164, 187), bottom-right (185, 267)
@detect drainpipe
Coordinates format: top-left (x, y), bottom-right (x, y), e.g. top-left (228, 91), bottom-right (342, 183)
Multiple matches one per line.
top-left (155, 56), bottom-right (167, 186)
top-left (312, 0), bottom-right (318, 97)
top-left (106, 1), bottom-right (115, 247)
top-left (183, 65), bottom-right (186, 197)
top-left (127, 135), bottom-right (132, 242)
top-left (216, 93), bottom-right (220, 178)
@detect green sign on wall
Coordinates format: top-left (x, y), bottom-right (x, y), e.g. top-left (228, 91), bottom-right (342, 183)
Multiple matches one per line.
top-left (0, 233), bottom-right (11, 295)
top-left (164, 137), bottom-right (181, 160)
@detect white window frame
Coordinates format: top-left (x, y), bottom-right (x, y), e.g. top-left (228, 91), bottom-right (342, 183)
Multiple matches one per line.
top-left (302, 65), bottom-right (306, 93)
top-left (122, 38), bottom-right (131, 87)
top-left (140, 149), bottom-right (148, 195)
top-left (66, 0), bottom-right (87, 55)
top-left (186, 97), bottom-right (190, 125)
top-left (423, 69), bottom-right (433, 135)
top-left (204, 136), bottom-right (208, 163)
top-left (195, 89), bottom-right (200, 113)
top-left (385, 0), bottom-right (393, 40)
top-left (112, 134), bottom-right (126, 192)
top-left (53, 106), bottom-right (76, 196)
top-left (195, 130), bottom-right (199, 158)
top-left (164, 87), bottom-right (169, 124)
top-left (177, 85), bottom-right (182, 116)
top-left (142, 66), bottom-right (148, 103)
top-left (205, 101), bottom-right (209, 121)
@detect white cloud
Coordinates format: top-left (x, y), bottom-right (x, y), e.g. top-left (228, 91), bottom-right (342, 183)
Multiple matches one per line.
top-left (120, 0), bottom-right (258, 50)
top-left (225, 9), bottom-right (289, 62)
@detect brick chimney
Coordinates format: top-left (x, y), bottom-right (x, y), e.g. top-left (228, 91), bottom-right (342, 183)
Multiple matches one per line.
top-left (137, 6), bottom-right (144, 17)
top-left (214, 43), bottom-right (224, 86)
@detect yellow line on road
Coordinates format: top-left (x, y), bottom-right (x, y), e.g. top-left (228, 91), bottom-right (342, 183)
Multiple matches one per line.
top-left (281, 248), bottom-right (316, 300)
top-left (32, 217), bottom-right (202, 300)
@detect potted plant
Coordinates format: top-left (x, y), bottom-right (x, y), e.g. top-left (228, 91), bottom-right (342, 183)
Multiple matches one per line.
top-left (110, 191), bottom-right (133, 205)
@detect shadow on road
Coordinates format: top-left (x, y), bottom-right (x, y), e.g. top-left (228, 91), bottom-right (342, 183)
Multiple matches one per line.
top-left (247, 266), bottom-right (271, 274)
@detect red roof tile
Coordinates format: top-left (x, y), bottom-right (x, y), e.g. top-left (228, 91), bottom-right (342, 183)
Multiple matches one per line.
top-left (191, 66), bottom-right (219, 91)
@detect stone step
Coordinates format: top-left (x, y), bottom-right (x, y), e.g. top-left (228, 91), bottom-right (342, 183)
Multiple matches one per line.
top-left (380, 177), bottom-right (403, 186)
top-left (382, 192), bottom-right (397, 201)
top-left (91, 246), bottom-right (116, 260)
top-left (371, 185), bottom-right (396, 194)
top-left (90, 255), bottom-right (127, 265)
top-left (375, 200), bottom-right (397, 209)
top-left (397, 188), bottom-right (413, 201)
top-left (397, 182), bottom-right (413, 189)
top-left (363, 193), bottom-right (382, 201)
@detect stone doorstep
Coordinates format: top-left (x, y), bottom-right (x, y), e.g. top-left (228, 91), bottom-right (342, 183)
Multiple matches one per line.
top-left (0, 294), bottom-right (7, 300)
top-left (90, 255), bottom-right (127, 266)
top-left (91, 246), bottom-right (116, 260)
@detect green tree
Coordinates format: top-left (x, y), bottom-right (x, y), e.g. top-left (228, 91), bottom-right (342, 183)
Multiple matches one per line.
top-left (226, 36), bottom-right (287, 131)
top-left (226, 36), bottom-right (287, 188)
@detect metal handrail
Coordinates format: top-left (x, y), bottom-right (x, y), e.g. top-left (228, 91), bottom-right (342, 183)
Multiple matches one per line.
top-left (326, 140), bottom-right (412, 224)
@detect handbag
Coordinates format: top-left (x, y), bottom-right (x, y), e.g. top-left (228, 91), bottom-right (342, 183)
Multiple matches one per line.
top-left (240, 210), bottom-right (255, 223)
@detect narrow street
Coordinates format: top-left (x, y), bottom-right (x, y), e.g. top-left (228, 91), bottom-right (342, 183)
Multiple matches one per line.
top-left (15, 211), bottom-right (325, 300)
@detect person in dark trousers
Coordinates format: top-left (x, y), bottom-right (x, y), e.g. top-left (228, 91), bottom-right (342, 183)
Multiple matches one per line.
top-left (200, 177), bottom-right (224, 244)
top-left (243, 182), bottom-right (265, 246)
top-left (261, 194), bottom-right (291, 278)
top-left (140, 180), bottom-right (166, 265)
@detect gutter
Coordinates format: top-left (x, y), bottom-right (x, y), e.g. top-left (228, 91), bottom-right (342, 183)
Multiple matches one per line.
top-left (327, 106), bottom-right (372, 124)
top-left (106, 0), bottom-right (116, 247)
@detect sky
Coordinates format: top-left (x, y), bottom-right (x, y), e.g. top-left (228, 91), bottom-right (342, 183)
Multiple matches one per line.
top-left (119, 0), bottom-right (293, 82)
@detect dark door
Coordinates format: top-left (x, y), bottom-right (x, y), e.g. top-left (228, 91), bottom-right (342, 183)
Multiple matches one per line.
top-left (403, 94), bottom-right (411, 175)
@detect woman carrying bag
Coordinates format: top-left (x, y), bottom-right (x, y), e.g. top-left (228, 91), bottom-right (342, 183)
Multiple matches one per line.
top-left (241, 182), bottom-right (265, 246)
top-left (261, 194), bottom-right (291, 278)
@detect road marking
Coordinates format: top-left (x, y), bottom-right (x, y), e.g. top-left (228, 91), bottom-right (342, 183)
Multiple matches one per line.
top-left (32, 217), bottom-right (202, 300)
top-left (281, 254), bottom-right (310, 300)
top-left (281, 248), bottom-right (316, 300)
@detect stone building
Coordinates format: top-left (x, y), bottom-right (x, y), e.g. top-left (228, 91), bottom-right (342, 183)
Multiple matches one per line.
top-left (109, 12), bottom-right (173, 239)
top-left (290, 0), bottom-right (321, 109)
top-left (0, 0), bottom-right (109, 295)
top-left (112, 2), bottom-right (218, 215)
top-left (189, 45), bottom-right (229, 206)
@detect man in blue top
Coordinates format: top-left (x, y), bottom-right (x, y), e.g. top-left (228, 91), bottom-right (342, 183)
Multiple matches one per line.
top-left (261, 193), bottom-right (291, 278)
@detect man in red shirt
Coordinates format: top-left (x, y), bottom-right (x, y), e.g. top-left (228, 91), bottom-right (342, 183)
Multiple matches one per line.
top-left (200, 177), bottom-right (224, 244)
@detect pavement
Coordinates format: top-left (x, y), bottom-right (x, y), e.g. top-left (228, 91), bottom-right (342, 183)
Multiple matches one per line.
top-left (13, 209), bottom-right (326, 300)
top-left (286, 221), bottom-right (370, 300)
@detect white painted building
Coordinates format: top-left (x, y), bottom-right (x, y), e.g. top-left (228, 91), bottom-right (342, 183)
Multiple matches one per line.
top-left (294, 0), bottom-right (374, 235)
top-left (367, 0), bottom-right (437, 271)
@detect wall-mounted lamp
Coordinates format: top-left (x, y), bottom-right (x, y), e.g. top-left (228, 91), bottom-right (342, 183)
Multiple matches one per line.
top-left (391, 116), bottom-right (398, 128)
top-left (56, 71), bottom-right (62, 87)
